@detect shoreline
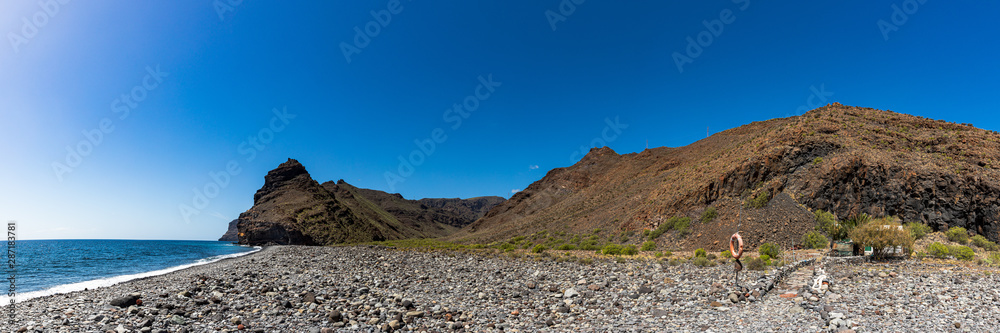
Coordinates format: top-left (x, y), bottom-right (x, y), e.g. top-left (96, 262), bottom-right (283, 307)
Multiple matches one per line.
top-left (2, 245), bottom-right (263, 306)
top-left (4, 245), bottom-right (999, 332)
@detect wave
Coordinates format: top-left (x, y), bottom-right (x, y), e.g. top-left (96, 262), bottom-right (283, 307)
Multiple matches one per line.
top-left (0, 246), bottom-right (261, 304)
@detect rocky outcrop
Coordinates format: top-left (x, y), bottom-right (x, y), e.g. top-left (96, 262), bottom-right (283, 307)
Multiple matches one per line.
top-left (237, 159), bottom-right (388, 246)
top-left (236, 159), bottom-right (505, 246)
top-left (218, 219), bottom-right (239, 241)
top-left (451, 104), bottom-right (1000, 248)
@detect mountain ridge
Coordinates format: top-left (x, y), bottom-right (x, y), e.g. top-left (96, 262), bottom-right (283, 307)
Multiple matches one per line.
top-left (448, 103), bottom-right (1000, 250)
top-left (233, 159), bottom-right (503, 245)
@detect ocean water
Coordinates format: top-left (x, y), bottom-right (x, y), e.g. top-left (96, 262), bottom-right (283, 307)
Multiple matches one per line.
top-left (1, 240), bottom-right (259, 303)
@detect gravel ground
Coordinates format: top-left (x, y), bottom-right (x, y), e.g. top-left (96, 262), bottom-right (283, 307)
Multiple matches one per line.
top-left (2, 246), bottom-right (997, 332)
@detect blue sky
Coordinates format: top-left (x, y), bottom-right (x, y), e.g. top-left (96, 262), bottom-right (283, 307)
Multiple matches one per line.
top-left (2, 1), bottom-right (998, 240)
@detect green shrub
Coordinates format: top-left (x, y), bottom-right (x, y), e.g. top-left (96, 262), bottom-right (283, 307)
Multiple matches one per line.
top-left (556, 244), bottom-right (577, 251)
top-left (579, 239), bottom-right (600, 251)
top-left (654, 251), bottom-right (663, 258)
top-left (707, 253), bottom-right (717, 260)
top-left (744, 257), bottom-right (766, 271)
top-left (815, 210), bottom-right (840, 238)
top-left (986, 252), bottom-right (1000, 267)
top-left (641, 230), bottom-right (650, 238)
top-left (577, 257), bottom-right (593, 265)
top-left (758, 242), bottom-right (782, 259)
top-left (950, 245), bottom-right (974, 261)
top-left (615, 256), bottom-right (626, 263)
top-left (801, 231), bottom-right (828, 249)
top-left (720, 250), bottom-right (732, 258)
top-left (837, 213), bottom-right (871, 241)
top-left (745, 191), bottom-right (771, 209)
top-left (759, 254), bottom-right (773, 266)
top-left (648, 216), bottom-right (692, 240)
top-left (668, 258), bottom-right (682, 266)
top-left (971, 235), bottom-right (997, 250)
top-left (927, 242), bottom-right (949, 258)
top-left (674, 217), bottom-right (691, 237)
top-left (812, 157), bottom-right (823, 165)
top-left (946, 227), bottom-right (969, 244)
top-left (692, 256), bottom-right (715, 267)
top-left (641, 241), bottom-right (656, 252)
top-left (622, 245), bottom-right (639, 256)
top-left (694, 248), bottom-right (707, 257)
top-left (904, 222), bottom-right (932, 240)
top-left (470, 244), bottom-right (485, 249)
top-left (601, 244), bottom-right (623, 255)
top-left (849, 217), bottom-right (914, 259)
top-left (662, 250), bottom-right (673, 258)
top-left (531, 244), bottom-right (547, 253)
top-left (498, 243), bottom-right (517, 252)
top-left (700, 207), bottom-right (718, 224)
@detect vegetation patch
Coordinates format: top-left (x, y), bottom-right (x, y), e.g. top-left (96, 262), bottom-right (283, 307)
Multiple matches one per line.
top-left (927, 242), bottom-right (949, 258)
top-left (640, 241), bottom-right (656, 251)
top-left (745, 191), bottom-right (771, 209)
top-left (904, 222), bottom-right (931, 240)
top-left (971, 235), bottom-right (997, 250)
top-left (946, 227), bottom-right (969, 244)
top-left (949, 245), bottom-right (974, 261)
top-left (801, 231), bottom-right (828, 249)
top-left (758, 242), bottom-right (782, 259)
top-left (849, 217), bottom-right (913, 259)
top-left (692, 256), bottom-right (715, 267)
top-left (700, 207), bottom-right (718, 224)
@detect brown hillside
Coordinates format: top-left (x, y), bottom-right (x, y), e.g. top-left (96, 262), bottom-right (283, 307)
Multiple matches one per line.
top-left (236, 159), bottom-right (505, 246)
top-left (449, 103), bottom-right (1000, 250)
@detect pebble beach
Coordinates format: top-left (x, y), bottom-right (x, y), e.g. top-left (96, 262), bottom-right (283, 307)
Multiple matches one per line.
top-left (3, 245), bottom-right (999, 332)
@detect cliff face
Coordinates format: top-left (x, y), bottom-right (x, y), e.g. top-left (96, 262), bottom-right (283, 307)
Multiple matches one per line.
top-left (235, 159), bottom-right (505, 245)
top-left (450, 104), bottom-right (1000, 249)
top-left (218, 219), bottom-right (239, 241)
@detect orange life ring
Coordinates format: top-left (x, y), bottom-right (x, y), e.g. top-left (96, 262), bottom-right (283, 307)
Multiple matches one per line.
top-left (730, 233), bottom-right (744, 259)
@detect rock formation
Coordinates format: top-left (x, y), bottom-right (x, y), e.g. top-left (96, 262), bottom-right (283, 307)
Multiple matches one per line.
top-left (218, 219), bottom-right (238, 241)
top-left (235, 159), bottom-right (504, 245)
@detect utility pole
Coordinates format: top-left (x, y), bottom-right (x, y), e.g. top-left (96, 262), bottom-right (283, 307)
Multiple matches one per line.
top-left (707, 126), bottom-right (710, 138)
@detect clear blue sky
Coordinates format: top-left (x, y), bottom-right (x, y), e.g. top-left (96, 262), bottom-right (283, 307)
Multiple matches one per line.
top-left (2, 1), bottom-right (998, 240)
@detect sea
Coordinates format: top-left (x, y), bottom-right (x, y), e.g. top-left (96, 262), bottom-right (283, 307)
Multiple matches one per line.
top-left (1, 240), bottom-right (259, 304)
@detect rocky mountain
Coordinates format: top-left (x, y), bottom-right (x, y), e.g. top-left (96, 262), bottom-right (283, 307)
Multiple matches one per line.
top-left (218, 219), bottom-right (238, 241)
top-left (325, 181), bottom-right (504, 232)
top-left (449, 104), bottom-right (1000, 250)
top-left (235, 159), bottom-right (504, 245)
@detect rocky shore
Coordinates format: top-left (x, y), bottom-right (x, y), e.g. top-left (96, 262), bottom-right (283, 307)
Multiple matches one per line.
top-left (4, 246), bottom-right (999, 332)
